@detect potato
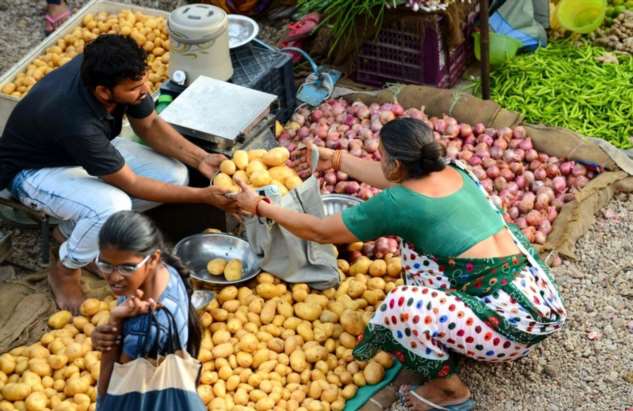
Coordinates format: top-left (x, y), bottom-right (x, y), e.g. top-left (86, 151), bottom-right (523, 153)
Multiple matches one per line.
top-left (347, 280), bottom-right (366, 299)
top-left (248, 149), bottom-right (267, 161)
top-left (339, 333), bottom-right (357, 349)
top-left (369, 260), bottom-right (387, 277)
top-left (0, 354), bottom-right (15, 375)
top-left (24, 391), bottom-right (47, 411)
top-left (373, 352), bottom-right (393, 369)
top-left (212, 343), bottom-right (234, 359)
top-left (293, 303), bottom-right (322, 322)
top-left (262, 147), bottom-right (290, 167)
top-left (296, 322), bottom-right (313, 342)
top-left (284, 175), bottom-right (303, 191)
top-left (48, 311), bottom-right (72, 330)
top-left (90, 311), bottom-right (110, 327)
top-left (256, 283), bottom-right (284, 300)
top-left (319, 310), bottom-right (339, 324)
top-left (219, 160), bottom-right (237, 175)
top-left (350, 259), bottom-right (371, 276)
top-left (363, 361), bottom-right (384, 385)
top-left (28, 359), bottom-right (51, 377)
top-left (246, 160), bottom-right (266, 176)
top-left (292, 284), bottom-right (309, 302)
top-left (260, 300), bottom-right (277, 325)
top-left (210, 308), bottom-right (228, 322)
top-left (289, 350), bottom-right (307, 373)
top-left (238, 334), bottom-right (258, 353)
top-left (304, 344), bottom-right (327, 363)
top-left (276, 301), bottom-right (294, 318)
top-left (249, 170), bottom-right (272, 187)
top-left (387, 258), bottom-right (402, 277)
top-left (207, 259), bottom-right (226, 276)
top-left (268, 166), bottom-right (294, 182)
top-left (224, 260), bottom-right (243, 281)
top-left (362, 290), bottom-right (385, 306)
top-left (232, 170), bottom-right (248, 184)
top-left (340, 310), bottom-right (364, 336)
top-left (2, 383), bottom-right (31, 401)
top-left (213, 173), bottom-right (233, 190)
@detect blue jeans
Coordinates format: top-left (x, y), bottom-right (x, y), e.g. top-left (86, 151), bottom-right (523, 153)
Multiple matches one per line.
top-left (10, 137), bottom-right (188, 268)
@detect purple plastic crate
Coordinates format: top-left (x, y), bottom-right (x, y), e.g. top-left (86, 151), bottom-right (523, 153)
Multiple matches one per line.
top-left (355, 5), bottom-right (478, 88)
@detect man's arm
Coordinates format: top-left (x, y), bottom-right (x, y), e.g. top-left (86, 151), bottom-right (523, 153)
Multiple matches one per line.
top-left (101, 164), bottom-right (236, 211)
top-left (129, 111), bottom-right (208, 169)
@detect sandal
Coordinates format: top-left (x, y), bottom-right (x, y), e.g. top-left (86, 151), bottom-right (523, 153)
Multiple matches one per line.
top-left (45, 8), bottom-right (71, 35)
top-left (398, 385), bottom-right (475, 411)
top-left (285, 12), bottom-right (320, 41)
top-left (358, 386), bottom-right (397, 411)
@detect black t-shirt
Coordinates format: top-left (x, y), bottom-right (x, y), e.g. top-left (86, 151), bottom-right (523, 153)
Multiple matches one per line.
top-left (0, 55), bottom-right (154, 189)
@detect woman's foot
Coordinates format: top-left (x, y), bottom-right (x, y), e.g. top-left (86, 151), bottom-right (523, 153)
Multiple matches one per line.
top-left (48, 261), bottom-right (84, 314)
top-left (402, 375), bottom-right (471, 411)
top-left (45, 1), bottom-right (71, 35)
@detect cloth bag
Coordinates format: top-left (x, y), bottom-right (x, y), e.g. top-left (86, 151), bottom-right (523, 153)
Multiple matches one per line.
top-left (97, 308), bottom-right (205, 411)
top-left (245, 148), bottom-right (339, 290)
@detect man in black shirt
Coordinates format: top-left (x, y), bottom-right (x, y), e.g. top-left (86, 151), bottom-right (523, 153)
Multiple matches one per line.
top-left (0, 35), bottom-right (236, 312)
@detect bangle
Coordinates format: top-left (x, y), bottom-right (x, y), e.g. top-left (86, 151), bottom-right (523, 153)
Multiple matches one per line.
top-left (333, 150), bottom-right (343, 171)
top-left (254, 196), bottom-right (271, 217)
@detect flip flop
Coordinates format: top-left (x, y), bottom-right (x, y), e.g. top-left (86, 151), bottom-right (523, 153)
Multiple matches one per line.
top-left (398, 385), bottom-right (475, 411)
top-left (285, 12), bottom-right (320, 41)
top-left (277, 39), bottom-right (305, 63)
top-left (45, 9), bottom-right (71, 35)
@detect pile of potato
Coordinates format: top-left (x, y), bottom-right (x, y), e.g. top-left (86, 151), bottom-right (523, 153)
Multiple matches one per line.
top-left (213, 148), bottom-right (303, 196)
top-left (0, 297), bottom-right (115, 411)
top-left (0, 249), bottom-right (404, 411)
top-left (1, 9), bottom-right (169, 99)
top-left (196, 269), bottom-right (401, 411)
top-left (207, 259), bottom-right (244, 281)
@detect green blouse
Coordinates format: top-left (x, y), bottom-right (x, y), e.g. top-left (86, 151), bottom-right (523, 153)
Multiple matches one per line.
top-left (341, 165), bottom-right (504, 257)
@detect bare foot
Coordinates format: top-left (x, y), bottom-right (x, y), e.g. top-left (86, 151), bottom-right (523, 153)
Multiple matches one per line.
top-left (48, 261), bottom-right (84, 314)
top-left (403, 375), bottom-right (471, 411)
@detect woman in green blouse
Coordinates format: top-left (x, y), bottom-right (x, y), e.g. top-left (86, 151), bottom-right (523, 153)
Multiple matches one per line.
top-left (235, 118), bottom-right (566, 411)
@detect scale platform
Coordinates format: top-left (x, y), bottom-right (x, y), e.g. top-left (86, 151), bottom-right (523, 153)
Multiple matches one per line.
top-left (159, 76), bottom-right (278, 152)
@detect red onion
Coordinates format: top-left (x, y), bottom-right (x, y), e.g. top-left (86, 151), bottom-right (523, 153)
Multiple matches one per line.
top-left (292, 113), bottom-right (306, 126)
top-left (557, 161), bottom-right (572, 176)
top-left (460, 124), bottom-right (473, 138)
top-left (460, 150), bottom-right (474, 162)
top-left (509, 206), bottom-right (519, 219)
top-left (513, 126), bottom-right (527, 139)
top-left (336, 171), bottom-right (348, 181)
top-left (477, 134), bottom-right (494, 146)
top-left (468, 156), bottom-right (482, 166)
top-left (514, 149), bottom-right (525, 162)
top-left (334, 181), bottom-right (348, 193)
top-left (518, 192), bottom-right (535, 213)
top-left (379, 110), bottom-right (396, 124)
top-left (392, 104), bottom-right (404, 116)
top-left (572, 164), bottom-right (587, 177)
top-left (507, 182), bottom-right (519, 194)
top-left (574, 175), bottom-right (589, 189)
top-left (535, 193), bottom-right (550, 210)
top-left (445, 124), bottom-right (460, 138)
top-left (345, 181), bottom-right (360, 194)
top-left (552, 176), bottom-right (566, 193)
top-left (490, 146), bottom-right (503, 159)
top-left (546, 164), bottom-right (560, 178)
top-left (503, 149), bottom-right (516, 163)
top-left (481, 179), bottom-right (493, 192)
top-left (498, 127), bottom-right (513, 141)
top-left (474, 123), bottom-right (486, 135)
top-left (500, 168), bottom-right (515, 181)
top-left (446, 146), bottom-right (459, 158)
top-left (472, 166), bottom-right (487, 180)
top-left (534, 230), bottom-right (547, 244)
top-left (525, 149), bottom-right (539, 162)
top-left (509, 139), bottom-right (522, 149)
top-left (494, 176), bottom-right (508, 191)
top-left (482, 158), bottom-right (497, 168)
top-left (364, 139), bottom-right (379, 153)
top-left (510, 162), bottom-right (524, 174)
top-left (534, 168), bottom-right (547, 180)
top-left (526, 210), bottom-right (543, 227)
top-left (486, 165), bottom-right (500, 179)
top-left (516, 175), bottom-right (527, 189)
top-left (546, 206), bottom-right (558, 222)
top-left (538, 153), bottom-right (550, 163)
top-left (493, 138), bottom-right (509, 150)
top-left (522, 226), bottom-right (537, 242)
top-left (432, 118), bottom-right (447, 133)
top-left (523, 170), bottom-right (535, 184)
top-left (519, 138), bottom-right (533, 151)
top-left (516, 217), bottom-right (528, 229)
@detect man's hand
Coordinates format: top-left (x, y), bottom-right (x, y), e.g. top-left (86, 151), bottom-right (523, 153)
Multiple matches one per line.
top-left (198, 153), bottom-right (227, 179)
top-left (205, 186), bottom-right (239, 213)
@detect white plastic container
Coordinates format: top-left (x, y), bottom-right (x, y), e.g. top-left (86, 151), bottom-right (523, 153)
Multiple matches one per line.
top-left (168, 4), bottom-right (233, 85)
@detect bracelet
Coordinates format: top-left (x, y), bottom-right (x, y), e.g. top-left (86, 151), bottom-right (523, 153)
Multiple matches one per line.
top-left (254, 196), bottom-right (271, 217)
top-left (332, 150), bottom-right (343, 171)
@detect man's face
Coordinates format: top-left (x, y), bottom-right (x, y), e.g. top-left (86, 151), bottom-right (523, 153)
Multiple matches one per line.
top-left (110, 74), bottom-right (150, 105)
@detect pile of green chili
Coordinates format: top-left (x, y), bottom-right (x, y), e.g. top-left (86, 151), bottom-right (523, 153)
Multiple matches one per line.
top-left (477, 41), bottom-right (633, 149)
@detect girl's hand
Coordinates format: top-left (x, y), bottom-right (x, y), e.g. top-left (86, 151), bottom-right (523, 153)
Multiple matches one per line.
top-left (235, 180), bottom-right (261, 215)
top-left (91, 324), bottom-right (121, 352)
top-left (110, 289), bottom-right (158, 321)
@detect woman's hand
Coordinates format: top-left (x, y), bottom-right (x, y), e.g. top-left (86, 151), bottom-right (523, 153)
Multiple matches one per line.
top-left (110, 289), bottom-right (158, 321)
top-left (295, 143), bottom-right (335, 178)
top-left (92, 324), bottom-right (121, 352)
top-left (235, 180), bottom-right (261, 215)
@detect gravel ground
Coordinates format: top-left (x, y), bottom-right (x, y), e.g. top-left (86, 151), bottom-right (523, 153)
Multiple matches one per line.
top-left (1, 1), bottom-right (633, 410)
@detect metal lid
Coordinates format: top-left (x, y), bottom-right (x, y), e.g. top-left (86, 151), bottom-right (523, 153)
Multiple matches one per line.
top-left (168, 4), bottom-right (228, 44)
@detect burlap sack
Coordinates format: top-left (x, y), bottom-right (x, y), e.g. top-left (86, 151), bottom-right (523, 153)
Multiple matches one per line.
top-left (335, 84), bottom-right (633, 259)
top-left (0, 266), bottom-right (110, 353)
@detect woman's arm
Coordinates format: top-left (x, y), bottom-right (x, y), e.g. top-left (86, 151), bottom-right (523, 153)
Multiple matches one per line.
top-left (235, 180), bottom-right (358, 244)
top-left (300, 145), bottom-right (394, 189)
top-left (338, 151), bottom-right (395, 189)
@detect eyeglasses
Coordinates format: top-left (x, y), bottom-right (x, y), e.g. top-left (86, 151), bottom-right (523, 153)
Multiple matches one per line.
top-left (95, 254), bottom-right (151, 277)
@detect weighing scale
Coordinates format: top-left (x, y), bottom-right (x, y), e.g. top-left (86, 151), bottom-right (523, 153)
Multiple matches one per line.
top-left (159, 75), bottom-right (279, 156)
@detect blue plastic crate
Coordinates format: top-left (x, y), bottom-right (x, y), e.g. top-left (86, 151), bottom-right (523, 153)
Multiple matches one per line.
top-left (230, 40), bottom-right (296, 122)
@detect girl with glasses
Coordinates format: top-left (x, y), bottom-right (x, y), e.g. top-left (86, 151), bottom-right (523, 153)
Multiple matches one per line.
top-left (90, 211), bottom-right (202, 399)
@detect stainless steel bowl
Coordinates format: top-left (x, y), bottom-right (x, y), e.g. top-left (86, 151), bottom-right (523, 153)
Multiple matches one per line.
top-left (321, 194), bottom-right (363, 216)
top-left (228, 15), bottom-right (259, 49)
top-left (173, 233), bottom-right (261, 286)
